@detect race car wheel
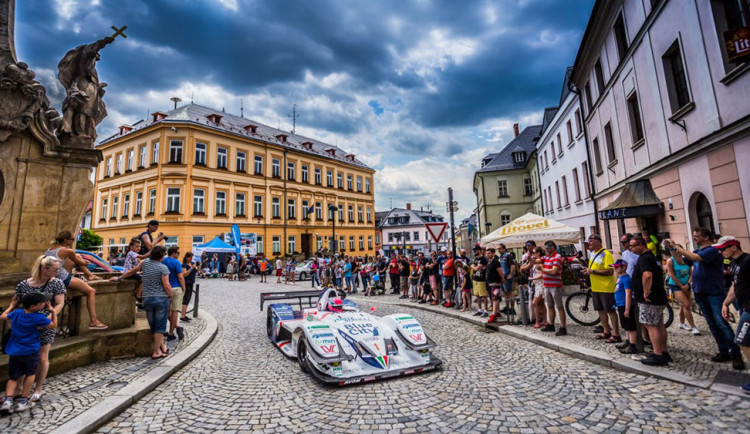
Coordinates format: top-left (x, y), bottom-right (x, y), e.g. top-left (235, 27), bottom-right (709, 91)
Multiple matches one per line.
top-left (297, 338), bottom-right (310, 373)
top-left (266, 309), bottom-right (274, 338)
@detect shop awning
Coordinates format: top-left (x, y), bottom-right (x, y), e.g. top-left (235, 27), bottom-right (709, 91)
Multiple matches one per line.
top-left (598, 180), bottom-right (664, 220)
top-left (480, 213), bottom-right (581, 248)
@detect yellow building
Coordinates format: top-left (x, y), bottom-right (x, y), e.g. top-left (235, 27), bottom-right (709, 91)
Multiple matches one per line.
top-left (92, 103), bottom-right (376, 259)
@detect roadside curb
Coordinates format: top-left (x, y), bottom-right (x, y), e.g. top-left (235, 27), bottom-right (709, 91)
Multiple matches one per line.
top-left (50, 310), bottom-right (219, 434)
top-left (359, 296), bottom-right (747, 398)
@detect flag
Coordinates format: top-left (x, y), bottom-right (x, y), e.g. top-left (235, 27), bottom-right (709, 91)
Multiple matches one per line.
top-left (306, 204), bottom-right (315, 215)
top-left (468, 223), bottom-right (476, 235)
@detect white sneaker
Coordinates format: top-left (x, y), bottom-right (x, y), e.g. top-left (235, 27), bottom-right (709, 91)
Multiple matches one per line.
top-left (0, 399), bottom-right (13, 415)
top-left (678, 323), bottom-right (690, 330)
top-left (14, 400), bottom-right (30, 413)
top-left (691, 327), bottom-right (701, 335)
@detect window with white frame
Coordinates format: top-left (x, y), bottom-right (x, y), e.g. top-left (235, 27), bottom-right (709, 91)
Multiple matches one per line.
top-left (316, 236), bottom-right (322, 251)
top-left (302, 200), bottom-right (309, 219)
top-left (123, 194), bottom-right (130, 217)
top-left (339, 238), bottom-right (345, 252)
top-left (414, 231), bottom-right (419, 241)
top-left (166, 188), bottom-right (180, 213)
top-left (287, 162), bottom-right (295, 180)
top-left (566, 121), bottom-right (573, 145)
top-left (302, 165), bottom-right (309, 183)
top-left (592, 138), bottom-right (603, 174)
top-left (368, 236), bottom-right (373, 249)
top-left (348, 205), bottom-right (354, 221)
top-left (356, 176), bottom-right (362, 192)
top-left (195, 142), bottom-right (206, 165)
top-left (149, 189), bottom-right (156, 214)
top-left (152, 141), bottom-right (160, 164)
top-left (257, 236), bottom-right (264, 254)
top-left (501, 213), bottom-right (511, 226)
top-left (582, 162), bottom-right (592, 197)
top-left (272, 197), bottom-right (280, 218)
top-left (193, 189), bottom-right (205, 213)
top-left (524, 178), bottom-right (532, 196)
top-left (169, 140), bottom-right (183, 163)
top-left (236, 193), bottom-right (245, 216)
top-left (127, 150), bottom-right (134, 171)
top-left (662, 40), bottom-right (692, 113)
top-left (357, 206), bottom-right (363, 222)
top-left (139, 146), bottom-right (147, 167)
top-left (192, 235), bottom-right (204, 246)
top-left (288, 198), bottom-right (295, 219)
top-left (562, 176), bottom-right (570, 206)
top-left (217, 147), bottom-right (227, 169)
top-left (315, 167), bottom-right (321, 184)
top-left (347, 174), bottom-right (352, 190)
top-left (555, 181), bottom-right (561, 210)
top-left (164, 236), bottom-right (179, 248)
top-left (254, 195), bottom-right (263, 217)
top-left (498, 180), bottom-right (509, 197)
top-left (627, 92), bottom-right (645, 145)
top-left (573, 168), bottom-right (581, 202)
top-left (105, 157), bottom-right (112, 177)
top-left (604, 123), bottom-right (617, 164)
top-left (338, 204), bottom-right (344, 221)
top-left (315, 202), bottom-right (322, 220)
top-left (101, 198), bottom-right (107, 220)
top-left (349, 236), bottom-right (355, 250)
top-left (327, 170), bottom-right (333, 186)
top-left (388, 233), bottom-right (393, 242)
top-left (337, 173), bottom-right (343, 188)
top-left (366, 207), bottom-right (372, 223)
top-left (254, 155), bottom-right (263, 175)
top-left (365, 178), bottom-right (371, 193)
top-left (215, 191), bottom-right (226, 215)
top-left (116, 154), bottom-right (122, 174)
top-left (135, 192), bottom-right (142, 215)
top-left (272, 236), bottom-right (280, 254)
top-left (359, 236), bottom-right (364, 250)
top-left (272, 159), bottom-right (280, 177)
top-left (575, 109), bottom-right (582, 135)
top-left (288, 236), bottom-right (296, 253)
top-left (111, 196), bottom-right (118, 218)
top-left (237, 151), bottom-right (246, 172)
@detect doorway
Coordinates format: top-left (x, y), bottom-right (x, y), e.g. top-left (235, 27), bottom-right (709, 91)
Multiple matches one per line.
top-left (301, 234), bottom-right (311, 258)
top-left (695, 193), bottom-right (715, 233)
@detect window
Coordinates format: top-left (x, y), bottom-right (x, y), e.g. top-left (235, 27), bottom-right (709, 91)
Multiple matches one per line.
top-left (592, 138), bottom-right (603, 174)
top-left (573, 168), bottom-right (581, 202)
top-left (236, 193), bottom-right (245, 216)
top-left (614, 13), bottom-right (629, 62)
top-left (217, 147), bottom-right (227, 169)
top-left (582, 162), bottom-right (592, 197)
top-left (302, 165), bottom-right (309, 183)
top-left (127, 150), bottom-right (134, 171)
top-left (594, 59), bottom-right (605, 94)
top-left (105, 157), bottom-right (112, 177)
top-left (254, 155), bottom-right (263, 175)
top-left (497, 180), bottom-right (509, 197)
top-left (365, 178), bottom-right (371, 193)
top-left (555, 181), bottom-right (561, 209)
top-left (414, 231), bottom-right (419, 241)
top-left (272, 236), bottom-right (280, 254)
top-left (192, 235), bottom-right (204, 246)
top-left (215, 191), bottom-right (226, 215)
top-left (139, 146), bottom-right (146, 167)
top-left (123, 194), bottom-right (130, 217)
top-left (327, 170), bottom-right (333, 186)
top-left (627, 92), bottom-right (645, 145)
top-left (357, 206), bottom-right (363, 222)
top-left (562, 176), bottom-right (570, 206)
top-left (347, 175), bottom-right (353, 190)
top-left (543, 190), bottom-right (548, 213)
top-left (349, 236), bottom-right (355, 250)
top-left (501, 214), bottom-right (511, 226)
top-left (254, 195), bottom-right (263, 217)
top-left (663, 40), bottom-right (691, 113)
top-left (101, 198), bottom-right (107, 220)
top-left (543, 150), bottom-right (549, 170)
top-left (257, 236), bottom-right (264, 254)
top-left (338, 204), bottom-right (344, 221)
top-left (388, 233), bottom-right (393, 242)
top-left (566, 121), bottom-right (573, 145)
top-left (366, 207), bottom-right (372, 223)
top-left (557, 134), bottom-right (563, 155)
top-left (169, 140), bottom-right (183, 163)
top-left (272, 159), bottom-right (280, 177)
top-left (315, 202), bottom-right (322, 220)
top-left (328, 204), bottom-right (336, 221)
top-left (287, 162), bottom-right (295, 180)
top-left (236, 151), bottom-right (246, 172)
top-left (356, 177), bottom-right (362, 192)
top-left (524, 178), bottom-right (533, 196)
top-left (193, 189), bottom-right (205, 214)
top-left (111, 196), bottom-right (118, 218)
top-left (135, 192), bottom-right (142, 215)
top-left (272, 197), bottom-right (280, 218)
top-left (348, 205), bottom-right (354, 222)
top-left (359, 236), bottom-right (364, 250)
top-left (166, 188), bottom-right (180, 213)
top-left (604, 122), bottom-right (617, 164)
top-left (584, 82), bottom-right (593, 113)
top-left (115, 154), bottom-right (122, 174)
top-left (152, 141), bottom-right (160, 164)
top-left (404, 232), bottom-right (410, 241)
top-left (368, 236), bottom-right (373, 249)
top-left (339, 238), bottom-right (345, 252)
top-left (316, 236), bottom-right (322, 251)
top-left (148, 189), bottom-right (156, 214)
top-left (288, 236), bottom-right (296, 254)
top-left (337, 173), bottom-right (343, 189)
top-left (711, 0), bottom-right (750, 72)
top-left (288, 199), bottom-right (296, 219)
top-left (575, 109), bottom-right (582, 135)
top-left (315, 168), bottom-right (322, 185)
top-left (514, 152), bottom-right (524, 163)
top-left (195, 142), bottom-right (206, 165)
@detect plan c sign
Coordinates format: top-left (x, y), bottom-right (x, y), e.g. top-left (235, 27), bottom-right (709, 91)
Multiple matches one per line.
top-left (424, 222), bottom-right (448, 243)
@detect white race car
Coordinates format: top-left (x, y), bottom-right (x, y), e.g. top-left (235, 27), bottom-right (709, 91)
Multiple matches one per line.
top-left (262, 289), bottom-right (442, 385)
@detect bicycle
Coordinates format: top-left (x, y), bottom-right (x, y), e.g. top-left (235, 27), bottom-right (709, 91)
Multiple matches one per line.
top-left (565, 284), bottom-right (674, 328)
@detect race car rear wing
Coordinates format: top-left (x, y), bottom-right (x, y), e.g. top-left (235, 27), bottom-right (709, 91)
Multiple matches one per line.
top-left (260, 290), bottom-right (321, 311)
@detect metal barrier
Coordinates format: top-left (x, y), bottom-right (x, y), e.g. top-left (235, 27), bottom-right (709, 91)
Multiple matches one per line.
top-left (187, 284), bottom-right (200, 318)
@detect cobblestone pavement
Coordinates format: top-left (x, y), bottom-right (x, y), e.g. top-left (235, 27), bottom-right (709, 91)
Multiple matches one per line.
top-left (0, 312), bottom-right (206, 432)
top-left (100, 279), bottom-right (750, 433)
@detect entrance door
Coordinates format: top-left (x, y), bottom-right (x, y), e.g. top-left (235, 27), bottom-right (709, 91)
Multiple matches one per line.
top-left (696, 194), bottom-right (715, 233)
top-left (301, 234), bottom-right (311, 258)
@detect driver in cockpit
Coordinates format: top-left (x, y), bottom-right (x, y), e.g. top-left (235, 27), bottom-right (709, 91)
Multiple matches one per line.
top-left (328, 297), bottom-right (343, 313)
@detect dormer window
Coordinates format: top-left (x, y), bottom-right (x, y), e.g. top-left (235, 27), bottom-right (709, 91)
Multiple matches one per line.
top-left (345, 154), bottom-right (356, 162)
top-left (325, 147), bottom-right (336, 157)
top-left (482, 158), bottom-right (492, 168)
top-left (118, 125), bottom-right (133, 135)
top-left (151, 112), bottom-right (167, 122)
top-left (513, 152), bottom-right (525, 163)
top-left (301, 141), bottom-right (314, 150)
top-left (243, 124), bottom-right (258, 134)
top-left (207, 114), bottom-right (223, 125)
top-left (276, 134), bottom-right (288, 143)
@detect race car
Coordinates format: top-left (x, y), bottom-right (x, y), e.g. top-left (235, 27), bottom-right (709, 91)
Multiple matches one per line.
top-left (261, 289), bottom-right (441, 385)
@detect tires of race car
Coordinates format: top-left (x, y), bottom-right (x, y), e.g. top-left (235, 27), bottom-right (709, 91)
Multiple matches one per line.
top-left (266, 308), bottom-right (274, 339)
top-left (297, 338), bottom-right (310, 373)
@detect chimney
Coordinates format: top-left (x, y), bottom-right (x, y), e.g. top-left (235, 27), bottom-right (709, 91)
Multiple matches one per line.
top-left (513, 123), bottom-right (520, 137)
top-left (406, 203), bottom-right (411, 210)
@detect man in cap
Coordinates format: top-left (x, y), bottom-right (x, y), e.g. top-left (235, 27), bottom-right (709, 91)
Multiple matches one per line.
top-left (720, 236), bottom-right (750, 387)
top-left (139, 220), bottom-right (167, 256)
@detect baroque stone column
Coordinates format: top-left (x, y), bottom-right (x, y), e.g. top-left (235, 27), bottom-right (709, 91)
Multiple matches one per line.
top-left (0, 0), bottom-right (103, 276)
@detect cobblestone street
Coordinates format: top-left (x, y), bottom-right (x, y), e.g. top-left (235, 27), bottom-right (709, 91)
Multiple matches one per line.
top-left (100, 279), bottom-right (750, 433)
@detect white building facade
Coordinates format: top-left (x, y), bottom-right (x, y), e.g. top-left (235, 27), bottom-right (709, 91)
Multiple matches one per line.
top-left (380, 205), bottom-right (450, 255)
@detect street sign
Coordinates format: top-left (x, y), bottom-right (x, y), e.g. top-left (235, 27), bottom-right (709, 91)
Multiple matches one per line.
top-left (445, 201), bottom-right (458, 213)
top-left (424, 222), bottom-right (448, 243)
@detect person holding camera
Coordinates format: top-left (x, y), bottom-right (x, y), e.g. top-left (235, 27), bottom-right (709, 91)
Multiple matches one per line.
top-left (139, 220), bottom-right (167, 256)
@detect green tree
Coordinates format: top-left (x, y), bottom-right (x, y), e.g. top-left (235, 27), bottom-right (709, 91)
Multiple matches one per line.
top-left (76, 229), bottom-right (103, 251)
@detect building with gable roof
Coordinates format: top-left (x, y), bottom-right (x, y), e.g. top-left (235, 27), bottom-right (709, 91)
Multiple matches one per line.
top-left (92, 103), bottom-right (376, 258)
top-left (379, 204), bottom-right (450, 255)
top-left (473, 124), bottom-right (543, 238)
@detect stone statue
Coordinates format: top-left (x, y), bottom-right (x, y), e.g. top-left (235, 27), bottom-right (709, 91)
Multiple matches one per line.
top-left (56, 35), bottom-right (115, 147)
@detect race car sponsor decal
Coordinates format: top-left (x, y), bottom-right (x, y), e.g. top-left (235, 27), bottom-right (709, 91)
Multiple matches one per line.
top-left (395, 316), bottom-right (414, 321)
top-left (343, 323), bottom-right (375, 336)
top-left (312, 333), bottom-right (334, 339)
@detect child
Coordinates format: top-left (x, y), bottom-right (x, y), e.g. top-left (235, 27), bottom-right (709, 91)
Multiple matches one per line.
top-left (226, 257), bottom-right (236, 281)
top-left (460, 264), bottom-right (472, 312)
top-left (613, 260), bottom-right (638, 354)
top-left (258, 256), bottom-right (268, 283)
top-left (409, 261), bottom-right (420, 302)
top-left (123, 237), bottom-right (145, 300)
top-left (528, 247), bottom-right (547, 328)
top-left (0, 293), bottom-right (57, 415)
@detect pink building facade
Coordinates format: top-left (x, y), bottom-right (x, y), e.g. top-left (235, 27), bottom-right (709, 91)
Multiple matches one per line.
top-left (571, 0), bottom-right (750, 253)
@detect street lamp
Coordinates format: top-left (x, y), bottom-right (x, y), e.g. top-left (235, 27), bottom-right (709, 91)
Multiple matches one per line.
top-left (328, 204), bottom-right (338, 254)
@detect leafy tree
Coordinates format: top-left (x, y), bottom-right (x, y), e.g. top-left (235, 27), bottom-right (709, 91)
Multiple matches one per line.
top-left (76, 229), bottom-right (103, 251)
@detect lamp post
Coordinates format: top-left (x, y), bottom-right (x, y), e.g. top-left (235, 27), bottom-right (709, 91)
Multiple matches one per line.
top-left (328, 204), bottom-right (338, 254)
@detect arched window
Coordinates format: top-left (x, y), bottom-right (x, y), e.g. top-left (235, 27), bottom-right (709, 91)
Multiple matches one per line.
top-left (695, 193), bottom-right (715, 232)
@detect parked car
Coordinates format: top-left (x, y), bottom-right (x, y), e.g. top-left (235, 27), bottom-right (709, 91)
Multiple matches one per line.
top-left (76, 250), bottom-right (125, 273)
top-left (295, 259), bottom-right (315, 281)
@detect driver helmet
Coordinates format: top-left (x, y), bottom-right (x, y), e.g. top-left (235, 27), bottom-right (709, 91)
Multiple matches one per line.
top-left (328, 297), bottom-right (343, 312)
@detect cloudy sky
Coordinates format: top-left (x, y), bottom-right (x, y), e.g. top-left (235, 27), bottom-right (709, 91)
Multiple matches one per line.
top-left (15, 0), bottom-right (594, 221)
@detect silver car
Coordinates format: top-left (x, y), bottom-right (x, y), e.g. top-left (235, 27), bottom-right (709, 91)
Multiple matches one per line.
top-left (294, 259), bottom-right (315, 281)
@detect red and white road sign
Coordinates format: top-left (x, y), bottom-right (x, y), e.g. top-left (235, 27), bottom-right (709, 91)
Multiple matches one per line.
top-left (424, 222), bottom-right (448, 243)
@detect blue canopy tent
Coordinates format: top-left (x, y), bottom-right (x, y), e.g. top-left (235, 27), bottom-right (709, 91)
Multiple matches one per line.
top-left (193, 237), bottom-right (236, 273)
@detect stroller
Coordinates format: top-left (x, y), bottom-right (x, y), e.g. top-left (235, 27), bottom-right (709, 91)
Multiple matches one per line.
top-left (370, 273), bottom-right (386, 295)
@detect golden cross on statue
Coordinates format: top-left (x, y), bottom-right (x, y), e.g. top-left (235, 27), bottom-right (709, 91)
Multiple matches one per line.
top-left (110, 25), bottom-right (127, 39)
